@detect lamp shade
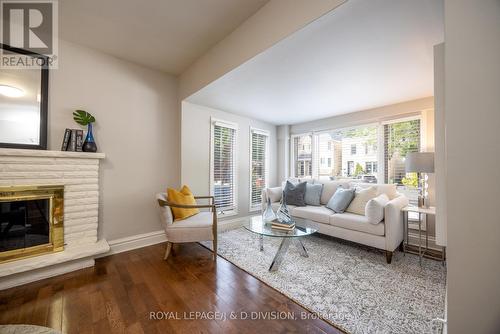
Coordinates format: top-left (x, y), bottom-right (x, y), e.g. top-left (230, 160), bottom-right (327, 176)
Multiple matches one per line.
top-left (405, 152), bottom-right (434, 173)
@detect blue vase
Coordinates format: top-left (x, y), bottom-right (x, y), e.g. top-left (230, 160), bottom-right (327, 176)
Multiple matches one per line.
top-left (83, 123), bottom-right (97, 152)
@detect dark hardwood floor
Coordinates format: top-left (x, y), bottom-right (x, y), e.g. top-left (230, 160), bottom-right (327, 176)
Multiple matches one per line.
top-left (0, 242), bottom-right (343, 334)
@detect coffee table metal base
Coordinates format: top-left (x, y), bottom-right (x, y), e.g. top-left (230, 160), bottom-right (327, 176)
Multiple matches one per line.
top-left (259, 235), bottom-right (309, 272)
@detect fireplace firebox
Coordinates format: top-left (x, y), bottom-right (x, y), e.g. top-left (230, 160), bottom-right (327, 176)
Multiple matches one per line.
top-left (0, 185), bottom-right (64, 263)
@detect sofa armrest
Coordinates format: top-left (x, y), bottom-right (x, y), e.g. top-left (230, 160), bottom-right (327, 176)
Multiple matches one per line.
top-left (384, 194), bottom-right (409, 252)
top-left (261, 186), bottom-right (283, 211)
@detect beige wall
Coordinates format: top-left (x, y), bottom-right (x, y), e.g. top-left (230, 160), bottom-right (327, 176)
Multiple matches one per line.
top-left (181, 102), bottom-right (277, 219)
top-left (445, 0), bottom-right (500, 333)
top-left (49, 40), bottom-right (179, 241)
top-left (179, 0), bottom-right (346, 99)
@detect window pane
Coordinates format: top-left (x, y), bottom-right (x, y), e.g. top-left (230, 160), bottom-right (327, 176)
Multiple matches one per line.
top-left (250, 131), bottom-right (267, 208)
top-left (384, 119), bottom-right (421, 205)
top-left (315, 125), bottom-right (378, 182)
top-left (293, 135), bottom-right (312, 178)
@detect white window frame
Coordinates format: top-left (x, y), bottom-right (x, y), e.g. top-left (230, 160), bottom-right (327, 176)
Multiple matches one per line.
top-left (210, 117), bottom-right (238, 217)
top-left (248, 127), bottom-right (270, 212)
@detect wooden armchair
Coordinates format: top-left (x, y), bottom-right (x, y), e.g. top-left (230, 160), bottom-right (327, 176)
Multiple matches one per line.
top-left (156, 193), bottom-right (217, 260)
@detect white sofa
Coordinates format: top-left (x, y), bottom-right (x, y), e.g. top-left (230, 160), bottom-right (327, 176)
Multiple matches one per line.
top-left (262, 179), bottom-right (409, 263)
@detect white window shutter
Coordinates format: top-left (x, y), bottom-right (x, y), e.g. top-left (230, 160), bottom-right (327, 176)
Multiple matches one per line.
top-left (250, 129), bottom-right (269, 209)
top-left (211, 121), bottom-right (238, 213)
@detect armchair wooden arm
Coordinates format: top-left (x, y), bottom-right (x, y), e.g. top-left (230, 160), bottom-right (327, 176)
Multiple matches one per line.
top-left (194, 196), bottom-right (215, 200)
top-left (157, 198), bottom-right (217, 212)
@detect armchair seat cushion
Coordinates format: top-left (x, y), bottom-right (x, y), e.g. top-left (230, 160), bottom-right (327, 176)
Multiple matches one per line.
top-left (165, 212), bottom-right (214, 243)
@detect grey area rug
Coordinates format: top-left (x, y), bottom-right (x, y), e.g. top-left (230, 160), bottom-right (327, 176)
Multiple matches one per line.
top-left (0, 325), bottom-right (61, 334)
top-left (203, 227), bottom-right (446, 334)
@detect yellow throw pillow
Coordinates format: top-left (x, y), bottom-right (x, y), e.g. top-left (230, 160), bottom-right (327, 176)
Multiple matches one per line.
top-left (167, 185), bottom-right (199, 221)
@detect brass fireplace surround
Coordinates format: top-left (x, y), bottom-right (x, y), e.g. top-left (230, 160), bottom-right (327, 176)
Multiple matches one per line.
top-left (0, 185), bottom-right (64, 263)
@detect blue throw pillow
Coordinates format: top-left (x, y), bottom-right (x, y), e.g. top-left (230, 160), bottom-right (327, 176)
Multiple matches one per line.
top-left (283, 181), bottom-right (307, 206)
top-left (304, 183), bottom-right (323, 206)
top-left (326, 187), bottom-right (355, 213)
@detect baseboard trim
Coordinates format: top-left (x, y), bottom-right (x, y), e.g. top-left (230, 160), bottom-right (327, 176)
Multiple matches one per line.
top-left (103, 216), bottom-right (255, 258)
top-left (104, 230), bottom-right (167, 257)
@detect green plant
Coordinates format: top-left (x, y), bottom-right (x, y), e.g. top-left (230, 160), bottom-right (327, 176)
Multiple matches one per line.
top-left (354, 163), bottom-right (364, 176)
top-left (73, 110), bottom-right (96, 126)
top-left (402, 172), bottom-right (419, 188)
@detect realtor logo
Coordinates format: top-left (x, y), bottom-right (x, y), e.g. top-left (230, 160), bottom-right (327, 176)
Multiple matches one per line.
top-left (0, 0), bottom-right (58, 68)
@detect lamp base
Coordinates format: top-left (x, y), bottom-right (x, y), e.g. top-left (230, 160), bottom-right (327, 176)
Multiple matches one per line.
top-left (418, 195), bottom-right (430, 209)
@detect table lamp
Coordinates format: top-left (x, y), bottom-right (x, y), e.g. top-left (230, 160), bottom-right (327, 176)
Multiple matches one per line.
top-left (405, 152), bottom-right (434, 208)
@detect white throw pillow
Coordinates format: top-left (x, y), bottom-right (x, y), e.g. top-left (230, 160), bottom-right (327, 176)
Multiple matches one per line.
top-left (346, 186), bottom-right (378, 215)
top-left (365, 193), bottom-right (390, 224)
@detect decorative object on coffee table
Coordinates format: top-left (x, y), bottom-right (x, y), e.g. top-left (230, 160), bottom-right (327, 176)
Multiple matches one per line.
top-left (262, 196), bottom-right (276, 222)
top-left (73, 109), bottom-right (97, 152)
top-left (405, 152), bottom-right (434, 208)
top-left (276, 191), bottom-right (293, 223)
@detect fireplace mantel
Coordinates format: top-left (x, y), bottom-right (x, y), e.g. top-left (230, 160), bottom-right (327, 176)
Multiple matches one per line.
top-left (0, 148), bottom-right (105, 159)
top-left (0, 148), bottom-right (109, 289)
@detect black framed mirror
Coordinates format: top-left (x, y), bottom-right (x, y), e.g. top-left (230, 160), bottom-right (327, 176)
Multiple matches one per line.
top-left (0, 44), bottom-right (49, 150)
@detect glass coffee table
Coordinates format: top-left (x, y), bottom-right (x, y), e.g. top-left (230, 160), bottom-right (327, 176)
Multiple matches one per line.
top-left (245, 216), bottom-right (318, 271)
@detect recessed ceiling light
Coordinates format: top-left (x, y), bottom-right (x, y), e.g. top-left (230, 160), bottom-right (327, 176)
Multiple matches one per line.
top-left (0, 85), bottom-right (24, 97)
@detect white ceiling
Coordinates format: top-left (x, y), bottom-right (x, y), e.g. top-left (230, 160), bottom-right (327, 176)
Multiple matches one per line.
top-left (59, 0), bottom-right (268, 75)
top-left (187, 0), bottom-right (444, 125)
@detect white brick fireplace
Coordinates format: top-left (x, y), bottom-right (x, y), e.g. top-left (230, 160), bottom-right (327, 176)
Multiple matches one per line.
top-left (0, 148), bottom-right (109, 289)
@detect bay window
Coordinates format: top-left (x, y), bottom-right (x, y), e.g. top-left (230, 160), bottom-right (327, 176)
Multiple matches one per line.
top-left (292, 117), bottom-right (423, 201)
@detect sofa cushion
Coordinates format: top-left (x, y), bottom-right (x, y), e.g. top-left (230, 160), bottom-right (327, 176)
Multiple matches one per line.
top-left (283, 181), bottom-right (307, 206)
top-left (329, 212), bottom-right (385, 236)
top-left (326, 188), bottom-right (355, 213)
top-left (292, 206), bottom-right (334, 224)
top-left (314, 180), bottom-right (351, 205)
top-left (346, 186), bottom-right (378, 215)
top-left (365, 194), bottom-right (390, 224)
top-left (304, 183), bottom-right (323, 206)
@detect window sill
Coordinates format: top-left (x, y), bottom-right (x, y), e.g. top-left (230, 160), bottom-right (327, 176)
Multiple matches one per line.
top-left (248, 206), bottom-right (261, 213)
top-left (217, 210), bottom-right (239, 218)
